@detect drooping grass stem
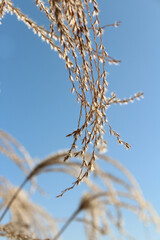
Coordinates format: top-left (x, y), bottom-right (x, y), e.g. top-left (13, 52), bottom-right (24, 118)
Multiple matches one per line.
top-left (0, 174), bottom-right (31, 222)
top-left (53, 208), bottom-right (80, 240)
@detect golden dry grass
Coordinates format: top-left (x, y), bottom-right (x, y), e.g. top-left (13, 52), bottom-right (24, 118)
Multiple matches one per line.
top-left (0, 0), bottom-right (143, 184)
top-left (0, 131), bottom-right (160, 239)
top-left (0, 1), bottom-right (157, 239)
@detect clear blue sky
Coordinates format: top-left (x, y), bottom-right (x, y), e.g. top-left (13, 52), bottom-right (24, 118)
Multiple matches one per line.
top-left (0, 0), bottom-right (160, 239)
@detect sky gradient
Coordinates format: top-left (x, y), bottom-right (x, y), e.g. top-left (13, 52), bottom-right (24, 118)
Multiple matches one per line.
top-left (0, 0), bottom-right (160, 239)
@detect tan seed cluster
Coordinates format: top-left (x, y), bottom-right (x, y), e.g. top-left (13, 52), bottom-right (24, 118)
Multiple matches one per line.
top-left (0, 0), bottom-right (143, 185)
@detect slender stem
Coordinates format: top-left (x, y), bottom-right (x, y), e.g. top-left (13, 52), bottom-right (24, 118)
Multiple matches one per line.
top-left (53, 208), bottom-right (80, 240)
top-left (0, 174), bottom-right (30, 222)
